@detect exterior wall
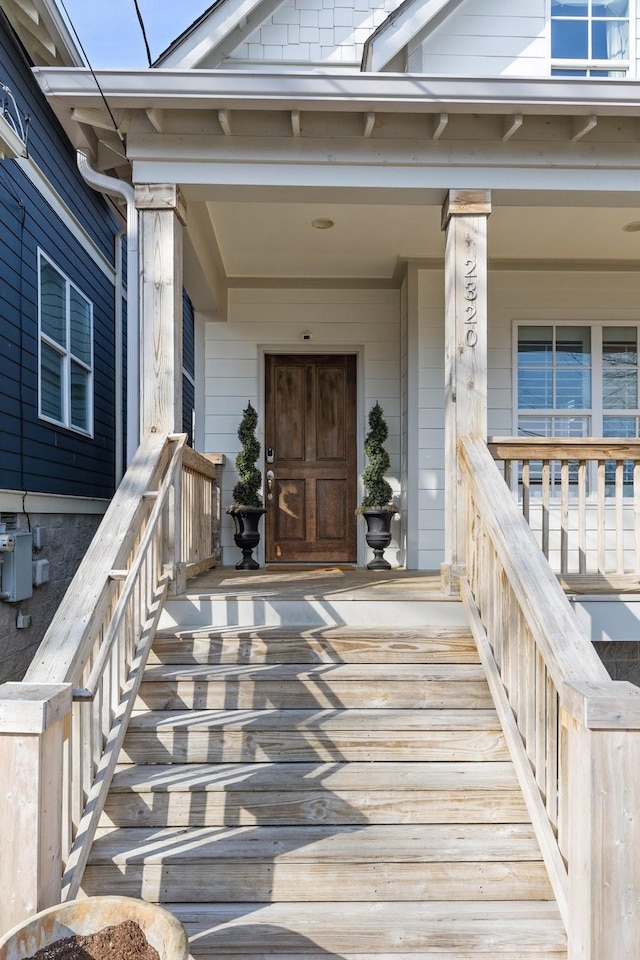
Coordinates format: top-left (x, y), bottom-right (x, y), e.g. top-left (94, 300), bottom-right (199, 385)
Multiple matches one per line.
top-left (0, 505), bottom-right (105, 681)
top-left (415, 0), bottom-right (548, 77)
top-left (223, 0), bottom-right (403, 66)
top-left (0, 19), bottom-right (122, 499)
top-left (204, 287), bottom-right (400, 567)
top-left (408, 264), bottom-right (640, 572)
top-left (0, 18), bottom-right (121, 679)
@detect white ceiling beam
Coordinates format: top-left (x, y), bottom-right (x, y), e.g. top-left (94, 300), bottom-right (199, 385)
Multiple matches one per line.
top-left (503, 114), bottom-right (523, 141)
top-left (71, 106), bottom-right (126, 132)
top-left (218, 109), bottom-right (232, 136)
top-left (432, 113), bottom-right (448, 140)
top-left (571, 115), bottom-right (598, 142)
top-left (363, 112), bottom-right (376, 139)
top-left (145, 108), bottom-right (165, 133)
top-left (291, 110), bottom-right (301, 137)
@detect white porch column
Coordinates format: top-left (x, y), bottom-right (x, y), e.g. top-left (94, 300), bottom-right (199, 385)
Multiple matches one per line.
top-left (135, 183), bottom-right (186, 437)
top-left (441, 189), bottom-right (491, 592)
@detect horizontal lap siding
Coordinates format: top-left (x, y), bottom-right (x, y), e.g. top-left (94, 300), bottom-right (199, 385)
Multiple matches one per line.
top-left (416, 3), bottom-right (548, 78)
top-left (205, 288), bottom-right (400, 566)
top-left (0, 23), bottom-right (120, 498)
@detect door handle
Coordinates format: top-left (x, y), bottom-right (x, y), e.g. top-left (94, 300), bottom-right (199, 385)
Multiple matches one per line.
top-left (266, 469), bottom-right (275, 501)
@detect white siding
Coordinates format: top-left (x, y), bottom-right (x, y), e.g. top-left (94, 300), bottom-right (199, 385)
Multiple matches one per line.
top-left (205, 287), bottom-right (400, 566)
top-left (414, 0), bottom-right (549, 78)
top-left (408, 265), bottom-right (640, 572)
top-left (225, 0), bottom-right (403, 66)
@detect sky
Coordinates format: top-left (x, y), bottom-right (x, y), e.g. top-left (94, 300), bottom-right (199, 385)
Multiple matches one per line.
top-left (58, 0), bottom-right (211, 67)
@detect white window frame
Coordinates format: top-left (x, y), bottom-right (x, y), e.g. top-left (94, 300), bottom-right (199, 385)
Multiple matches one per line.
top-left (37, 249), bottom-right (94, 437)
top-left (548, 0), bottom-right (636, 78)
top-left (513, 320), bottom-right (640, 496)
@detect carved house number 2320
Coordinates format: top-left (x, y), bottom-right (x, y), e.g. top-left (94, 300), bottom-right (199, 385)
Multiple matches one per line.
top-left (463, 250), bottom-right (478, 348)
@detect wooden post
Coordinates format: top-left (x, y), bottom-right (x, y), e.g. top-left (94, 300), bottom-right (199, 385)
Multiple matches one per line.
top-left (565, 680), bottom-right (640, 960)
top-left (135, 184), bottom-right (186, 438)
top-left (441, 189), bottom-right (491, 593)
top-left (0, 682), bottom-right (72, 934)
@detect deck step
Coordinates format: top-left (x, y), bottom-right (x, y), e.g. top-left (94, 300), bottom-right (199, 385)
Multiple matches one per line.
top-left (121, 708), bottom-right (509, 763)
top-left (148, 626), bottom-right (480, 664)
top-left (166, 901), bottom-right (566, 956)
top-left (135, 662), bottom-right (492, 710)
top-left (101, 760), bottom-right (529, 826)
top-left (85, 611), bottom-right (566, 958)
top-left (81, 823), bottom-right (553, 902)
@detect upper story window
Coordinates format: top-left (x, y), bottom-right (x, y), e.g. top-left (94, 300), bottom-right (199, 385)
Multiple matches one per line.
top-left (38, 251), bottom-right (94, 436)
top-left (551, 0), bottom-right (630, 76)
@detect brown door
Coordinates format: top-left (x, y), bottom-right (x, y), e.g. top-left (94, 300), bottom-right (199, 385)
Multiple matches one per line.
top-left (265, 354), bottom-right (357, 563)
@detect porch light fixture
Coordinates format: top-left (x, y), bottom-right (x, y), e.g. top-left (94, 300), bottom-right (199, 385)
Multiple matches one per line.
top-left (623, 221), bottom-right (640, 232)
top-left (311, 218), bottom-right (334, 229)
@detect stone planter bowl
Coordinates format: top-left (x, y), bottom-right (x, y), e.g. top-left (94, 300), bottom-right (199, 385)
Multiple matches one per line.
top-left (0, 897), bottom-right (189, 960)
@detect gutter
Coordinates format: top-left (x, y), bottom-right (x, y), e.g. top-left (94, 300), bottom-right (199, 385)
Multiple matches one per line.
top-left (76, 152), bottom-right (139, 466)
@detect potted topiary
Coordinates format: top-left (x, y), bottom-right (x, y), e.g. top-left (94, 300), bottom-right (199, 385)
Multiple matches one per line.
top-left (227, 401), bottom-right (266, 569)
top-left (358, 401), bottom-right (397, 570)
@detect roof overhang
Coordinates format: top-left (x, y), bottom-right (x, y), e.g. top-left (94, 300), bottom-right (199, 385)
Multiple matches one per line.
top-left (362, 0), bottom-right (464, 72)
top-left (3, 0), bottom-right (84, 66)
top-left (33, 68), bottom-right (640, 117)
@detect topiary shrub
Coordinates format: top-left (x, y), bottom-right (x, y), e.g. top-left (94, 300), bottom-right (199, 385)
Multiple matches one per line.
top-left (361, 401), bottom-right (393, 508)
top-left (230, 401), bottom-right (263, 509)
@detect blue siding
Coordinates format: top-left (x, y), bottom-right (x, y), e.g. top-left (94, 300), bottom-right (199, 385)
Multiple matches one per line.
top-left (0, 19), bottom-right (123, 499)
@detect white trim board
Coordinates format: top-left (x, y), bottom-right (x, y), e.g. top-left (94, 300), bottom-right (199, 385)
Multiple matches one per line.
top-left (0, 490), bottom-right (110, 515)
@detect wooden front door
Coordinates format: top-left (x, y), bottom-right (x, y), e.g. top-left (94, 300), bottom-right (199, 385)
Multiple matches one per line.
top-left (265, 354), bottom-right (357, 563)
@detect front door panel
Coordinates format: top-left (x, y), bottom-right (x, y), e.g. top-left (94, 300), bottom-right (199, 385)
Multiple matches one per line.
top-left (265, 354), bottom-right (357, 563)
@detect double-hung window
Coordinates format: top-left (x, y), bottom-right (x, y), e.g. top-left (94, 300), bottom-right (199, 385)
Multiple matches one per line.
top-left (551, 0), bottom-right (631, 77)
top-left (516, 322), bottom-right (640, 492)
top-left (38, 251), bottom-right (93, 435)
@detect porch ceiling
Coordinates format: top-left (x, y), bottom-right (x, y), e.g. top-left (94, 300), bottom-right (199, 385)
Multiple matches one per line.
top-left (205, 200), bottom-right (640, 283)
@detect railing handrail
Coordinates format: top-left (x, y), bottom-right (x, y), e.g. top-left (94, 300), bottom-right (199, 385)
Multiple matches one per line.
top-left (459, 437), bottom-right (609, 691)
top-left (489, 436), bottom-right (640, 461)
top-left (25, 433), bottom-right (177, 685)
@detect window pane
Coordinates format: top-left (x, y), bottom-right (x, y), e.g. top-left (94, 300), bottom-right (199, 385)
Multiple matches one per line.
top-left (518, 326), bottom-right (553, 364)
top-left (552, 19), bottom-right (589, 58)
top-left (70, 363), bottom-right (89, 431)
top-left (603, 327), bottom-right (637, 409)
top-left (70, 288), bottom-right (92, 365)
top-left (556, 326), bottom-right (591, 366)
top-left (40, 342), bottom-right (63, 421)
top-left (40, 262), bottom-right (66, 347)
top-left (518, 416), bottom-right (553, 438)
top-left (552, 1), bottom-right (589, 15)
top-left (603, 416), bottom-right (638, 437)
top-left (552, 416), bottom-right (589, 437)
top-left (593, 1), bottom-right (628, 16)
top-left (592, 19), bottom-right (628, 59)
top-left (519, 369), bottom-right (553, 408)
top-left (552, 67), bottom-right (589, 75)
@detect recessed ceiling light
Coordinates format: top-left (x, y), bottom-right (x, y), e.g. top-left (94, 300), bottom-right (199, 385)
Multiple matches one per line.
top-left (311, 218), bottom-right (334, 230)
top-left (623, 221), bottom-right (640, 232)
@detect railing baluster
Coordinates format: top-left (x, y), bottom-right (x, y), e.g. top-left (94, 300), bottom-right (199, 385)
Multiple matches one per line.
top-left (560, 460), bottom-right (569, 576)
top-left (578, 460), bottom-right (587, 575)
top-left (597, 459), bottom-right (606, 573)
top-left (635, 462), bottom-right (640, 573)
top-left (542, 460), bottom-right (550, 561)
top-left (616, 460), bottom-right (625, 573)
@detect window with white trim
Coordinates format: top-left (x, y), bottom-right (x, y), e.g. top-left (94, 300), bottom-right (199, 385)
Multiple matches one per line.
top-left (38, 251), bottom-right (93, 435)
top-left (551, 0), bottom-right (631, 77)
top-left (516, 322), bottom-right (639, 491)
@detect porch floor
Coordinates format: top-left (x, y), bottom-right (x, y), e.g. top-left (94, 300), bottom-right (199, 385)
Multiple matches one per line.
top-left (186, 566), bottom-right (446, 602)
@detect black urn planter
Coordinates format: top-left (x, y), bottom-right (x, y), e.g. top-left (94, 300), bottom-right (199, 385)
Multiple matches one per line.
top-left (228, 506), bottom-right (266, 570)
top-left (362, 507), bottom-right (397, 570)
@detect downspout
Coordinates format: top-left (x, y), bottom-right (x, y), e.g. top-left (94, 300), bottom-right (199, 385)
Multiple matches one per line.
top-left (76, 152), bottom-right (139, 466)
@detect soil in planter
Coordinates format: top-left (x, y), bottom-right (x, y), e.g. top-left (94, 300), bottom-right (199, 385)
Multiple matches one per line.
top-left (24, 920), bottom-right (160, 960)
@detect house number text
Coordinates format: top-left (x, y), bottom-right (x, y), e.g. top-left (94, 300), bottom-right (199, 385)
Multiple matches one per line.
top-left (463, 246), bottom-right (478, 347)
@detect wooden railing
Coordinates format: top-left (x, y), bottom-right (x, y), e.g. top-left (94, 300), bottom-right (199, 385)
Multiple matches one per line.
top-left (489, 438), bottom-right (640, 587)
top-left (460, 436), bottom-right (640, 959)
top-left (0, 434), bottom-right (223, 933)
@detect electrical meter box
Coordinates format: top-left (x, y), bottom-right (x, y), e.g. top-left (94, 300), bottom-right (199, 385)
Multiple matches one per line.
top-left (0, 532), bottom-right (33, 602)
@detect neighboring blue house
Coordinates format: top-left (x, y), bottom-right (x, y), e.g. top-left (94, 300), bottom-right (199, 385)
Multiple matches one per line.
top-left (0, 5), bottom-right (125, 680)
